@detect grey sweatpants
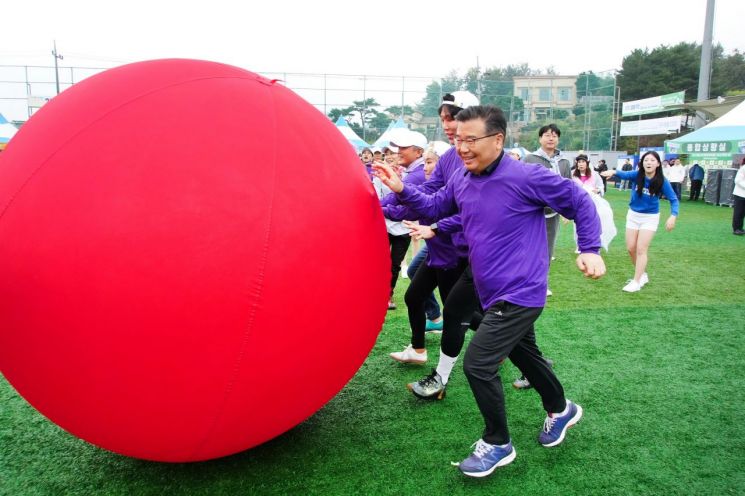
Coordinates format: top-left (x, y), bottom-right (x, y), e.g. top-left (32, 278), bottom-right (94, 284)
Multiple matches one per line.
top-left (545, 214), bottom-right (560, 261)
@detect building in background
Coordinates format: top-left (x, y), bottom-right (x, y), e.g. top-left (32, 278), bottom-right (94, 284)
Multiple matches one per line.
top-left (513, 75), bottom-right (578, 121)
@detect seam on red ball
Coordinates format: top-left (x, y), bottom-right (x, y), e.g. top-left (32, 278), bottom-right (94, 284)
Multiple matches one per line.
top-left (0, 75), bottom-right (262, 225)
top-left (189, 81), bottom-right (279, 460)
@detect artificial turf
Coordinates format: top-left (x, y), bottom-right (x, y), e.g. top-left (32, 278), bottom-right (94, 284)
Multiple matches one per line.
top-left (2, 188), bottom-right (744, 495)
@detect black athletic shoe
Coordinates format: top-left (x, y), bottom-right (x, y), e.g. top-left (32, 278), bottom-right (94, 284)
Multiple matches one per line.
top-left (407, 369), bottom-right (446, 400)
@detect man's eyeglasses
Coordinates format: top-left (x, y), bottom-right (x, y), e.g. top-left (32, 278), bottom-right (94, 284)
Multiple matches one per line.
top-left (454, 132), bottom-right (501, 148)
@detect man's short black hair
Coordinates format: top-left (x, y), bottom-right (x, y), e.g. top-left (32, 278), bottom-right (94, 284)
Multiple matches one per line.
top-left (538, 123), bottom-right (561, 137)
top-left (454, 105), bottom-right (507, 136)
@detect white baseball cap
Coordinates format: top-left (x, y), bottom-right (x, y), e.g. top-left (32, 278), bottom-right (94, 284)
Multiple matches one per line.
top-left (430, 141), bottom-right (451, 157)
top-left (441, 90), bottom-right (479, 110)
top-left (389, 130), bottom-right (428, 150)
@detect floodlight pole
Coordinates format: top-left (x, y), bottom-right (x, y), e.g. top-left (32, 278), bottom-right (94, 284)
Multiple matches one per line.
top-left (695, 0), bottom-right (715, 129)
top-left (52, 40), bottom-right (64, 95)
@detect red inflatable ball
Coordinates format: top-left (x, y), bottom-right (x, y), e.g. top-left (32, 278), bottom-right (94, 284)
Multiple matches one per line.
top-left (0, 59), bottom-right (390, 462)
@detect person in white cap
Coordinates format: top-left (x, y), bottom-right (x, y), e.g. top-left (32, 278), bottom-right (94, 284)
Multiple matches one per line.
top-left (403, 141), bottom-right (453, 330)
top-left (382, 145), bottom-right (398, 169)
top-left (372, 147), bottom-right (383, 163)
top-left (373, 129), bottom-right (428, 310)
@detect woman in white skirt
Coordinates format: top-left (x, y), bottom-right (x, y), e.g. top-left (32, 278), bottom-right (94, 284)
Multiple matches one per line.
top-left (602, 151), bottom-right (679, 292)
top-left (571, 154), bottom-right (616, 252)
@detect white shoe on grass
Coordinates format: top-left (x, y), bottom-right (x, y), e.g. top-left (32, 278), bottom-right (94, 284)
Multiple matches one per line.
top-left (390, 345), bottom-right (427, 364)
top-left (639, 273), bottom-right (649, 287)
top-left (622, 279), bottom-right (641, 293)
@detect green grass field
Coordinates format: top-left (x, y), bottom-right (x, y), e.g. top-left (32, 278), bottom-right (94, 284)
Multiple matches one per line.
top-left (2, 188), bottom-right (744, 495)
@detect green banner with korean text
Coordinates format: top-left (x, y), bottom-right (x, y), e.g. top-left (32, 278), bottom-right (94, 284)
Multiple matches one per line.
top-left (665, 139), bottom-right (744, 161)
top-left (622, 91), bottom-right (685, 117)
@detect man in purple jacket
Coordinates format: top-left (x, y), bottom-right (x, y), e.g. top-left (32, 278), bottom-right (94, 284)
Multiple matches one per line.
top-left (373, 105), bottom-right (605, 478)
top-left (376, 129), bottom-right (428, 310)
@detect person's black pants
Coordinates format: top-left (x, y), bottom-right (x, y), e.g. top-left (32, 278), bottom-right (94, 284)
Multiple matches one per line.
top-left (440, 265), bottom-right (482, 358)
top-left (405, 259), bottom-right (467, 349)
top-left (388, 233), bottom-right (411, 296)
top-left (463, 301), bottom-right (565, 445)
top-left (689, 179), bottom-right (703, 201)
top-left (407, 245), bottom-right (440, 321)
top-left (671, 182), bottom-right (682, 200)
top-left (733, 195), bottom-right (745, 232)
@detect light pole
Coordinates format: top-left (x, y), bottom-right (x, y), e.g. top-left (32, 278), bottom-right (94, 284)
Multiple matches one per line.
top-left (52, 40), bottom-right (64, 95)
top-left (695, 0), bottom-right (716, 129)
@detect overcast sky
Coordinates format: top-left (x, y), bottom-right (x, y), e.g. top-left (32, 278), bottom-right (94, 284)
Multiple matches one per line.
top-left (1, 0), bottom-right (743, 122)
top-left (2, 0), bottom-right (743, 76)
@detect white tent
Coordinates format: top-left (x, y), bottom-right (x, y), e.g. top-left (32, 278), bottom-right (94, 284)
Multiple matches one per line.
top-left (373, 117), bottom-right (408, 149)
top-left (665, 100), bottom-right (745, 163)
top-left (0, 113), bottom-right (18, 146)
top-left (334, 117), bottom-right (369, 151)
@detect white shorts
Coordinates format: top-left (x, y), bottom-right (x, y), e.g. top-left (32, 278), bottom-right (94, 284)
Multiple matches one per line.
top-left (626, 210), bottom-right (660, 232)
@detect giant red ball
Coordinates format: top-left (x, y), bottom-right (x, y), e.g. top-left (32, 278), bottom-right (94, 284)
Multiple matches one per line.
top-left (0, 59), bottom-right (389, 462)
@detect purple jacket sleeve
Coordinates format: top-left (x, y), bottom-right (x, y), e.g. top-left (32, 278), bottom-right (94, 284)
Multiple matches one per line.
top-left (614, 169), bottom-right (639, 180)
top-left (380, 165), bottom-right (427, 207)
top-left (524, 167), bottom-right (602, 254)
top-left (379, 191), bottom-right (400, 208)
top-left (397, 180), bottom-right (459, 223)
top-left (383, 166), bottom-right (449, 222)
top-left (437, 214), bottom-right (463, 234)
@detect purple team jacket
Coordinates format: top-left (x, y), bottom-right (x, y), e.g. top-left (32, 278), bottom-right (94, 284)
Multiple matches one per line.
top-left (379, 158), bottom-right (426, 207)
top-left (397, 153), bottom-right (602, 309)
top-left (382, 147), bottom-right (468, 268)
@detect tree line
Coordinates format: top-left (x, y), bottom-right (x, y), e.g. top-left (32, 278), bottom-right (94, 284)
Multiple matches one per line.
top-left (328, 43), bottom-right (745, 153)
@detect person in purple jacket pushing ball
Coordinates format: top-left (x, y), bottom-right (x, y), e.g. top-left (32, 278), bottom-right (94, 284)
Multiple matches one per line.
top-left (373, 105), bottom-right (606, 478)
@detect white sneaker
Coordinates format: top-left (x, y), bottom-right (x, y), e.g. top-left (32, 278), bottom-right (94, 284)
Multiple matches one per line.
top-left (640, 273), bottom-right (649, 287)
top-left (622, 280), bottom-right (641, 293)
top-left (390, 344), bottom-right (427, 364)
top-left (546, 288), bottom-right (553, 297)
top-left (401, 264), bottom-right (408, 278)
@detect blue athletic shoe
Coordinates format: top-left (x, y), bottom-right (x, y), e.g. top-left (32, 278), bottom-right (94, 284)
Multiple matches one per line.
top-left (425, 319), bottom-right (443, 332)
top-left (458, 439), bottom-right (516, 478)
top-left (539, 400), bottom-right (583, 447)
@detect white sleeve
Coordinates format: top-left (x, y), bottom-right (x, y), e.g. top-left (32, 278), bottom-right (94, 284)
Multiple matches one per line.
top-left (736, 167), bottom-right (745, 188)
top-left (594, 173), bottom-right (605, 196)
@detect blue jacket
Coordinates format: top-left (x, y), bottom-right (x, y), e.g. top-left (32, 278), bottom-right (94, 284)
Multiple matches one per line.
top-left (614, 170), bottom-right (680, 216)
top-left (689, 164), bottom-right (705, 181)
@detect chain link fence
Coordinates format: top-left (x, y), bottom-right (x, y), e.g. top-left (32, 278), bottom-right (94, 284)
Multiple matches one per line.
top-left (1, 64), bottom-right (619, 150)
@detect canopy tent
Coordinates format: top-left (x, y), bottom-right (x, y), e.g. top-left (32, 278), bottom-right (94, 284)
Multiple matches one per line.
top-left (334, 117), bottom-right (369, 151)
top-left (0, 113), bottom-right (18, 148)
top-left (665, 100), bottom-right (745, 165)
top-left (666, 94), bottom-right (745, 120)
top-left (373, 117), bottom-right (408, 149)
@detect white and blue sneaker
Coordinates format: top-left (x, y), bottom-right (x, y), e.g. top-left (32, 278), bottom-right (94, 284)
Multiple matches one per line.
top-left (458, 439), bottom-right (516, 478)
top-left (538, 400), bottom-right (583, 447)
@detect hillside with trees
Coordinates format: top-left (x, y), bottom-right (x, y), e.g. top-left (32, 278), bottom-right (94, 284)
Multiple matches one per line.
top-left (327, 43), bottom-right (745, 152)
